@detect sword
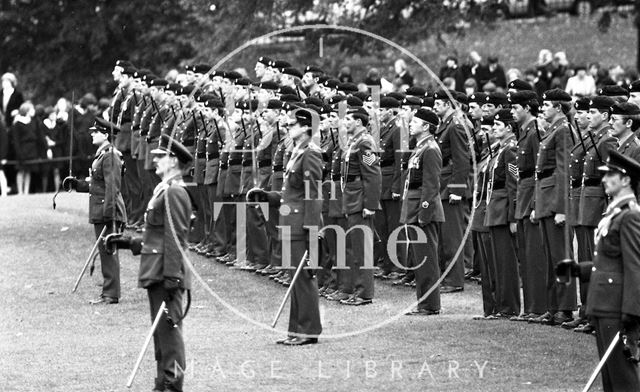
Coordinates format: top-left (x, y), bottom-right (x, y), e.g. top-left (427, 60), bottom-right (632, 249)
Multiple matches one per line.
top-left (581, 331), bottom-right (620, 392)
top-left (126, 301), bottom-right (167, 388)
top-left (72, 225), bottom-right (108, 293)
top-left (271, 250), bottom-right (309, 328)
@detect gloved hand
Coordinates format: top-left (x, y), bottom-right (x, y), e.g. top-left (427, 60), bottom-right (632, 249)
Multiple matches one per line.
top-left (62, 176), bottom-right (78, 191)
top-left (622, 313), bottom-right (640, 331)
top-left (104, 233), bottom-right (142, 255)
top-left (555, 259), bottom-right (580, 279)
top-left (246, 187), bottom-right (268, 203)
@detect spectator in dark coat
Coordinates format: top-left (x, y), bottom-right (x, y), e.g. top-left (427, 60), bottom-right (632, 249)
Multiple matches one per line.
top-left (395, 59), bottom-right (414, 88)
top-left (12, 101), bottom-right (47, 194)
top-left (482, 56), bottom-right (507, 90)
top-left (0, 111), bottom-right (8, 196)
top-left (72, 94), bottom-right (98, 177)
top-left (439, 56), bottom-right (465, 92)
top-left (42, 106), bottom-right (68, 191)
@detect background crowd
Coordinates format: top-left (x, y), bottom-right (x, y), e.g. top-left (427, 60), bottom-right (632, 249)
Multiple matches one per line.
top-left (0, 48), bottom-right (636, 196)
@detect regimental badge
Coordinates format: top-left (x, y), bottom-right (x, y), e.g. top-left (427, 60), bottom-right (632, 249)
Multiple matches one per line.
top-left (362, 150), bottom-right (376, 166)
top-left (508, 163), bottom-right (518, 179)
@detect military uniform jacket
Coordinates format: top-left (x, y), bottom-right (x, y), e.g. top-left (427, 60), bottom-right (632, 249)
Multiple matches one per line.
top-left (585, 195), bottom-right (640, 319)
top-left (399, 135), bottom-right (444, 225)
top-left (248, 123), bottom-right (274, 190)
top-left (341, 129), bottom-right (382, 215)
top-left (534, 117), bottom-right (574, 219)
top-left (470, 144), bottom-right (494, 232)
top-left (320, 129), bottom-right (337, 213)
top-left (267, 140), bottom-right (324, 240)
top-left (485, 136), bottom-right (517, 226)
top-left (203, 116), bottom-right (223, 186)
top-left (578, 125), bottom-right (616, 227)
top-left (379, 117), bottom-right (402, 200)
top-left (145, 104), bottom-right (171, 171)
top-left (433, 111), bottom-right (471, 200)
top-left (617, 132), bottom-right (640, 162)
top-left (131, 91), bottom-right (149, 159)
top-left (567, 132), bottom-right (589, 226)
top-left (114, 90), bottom-right (135, 153)
top-left (76, 143), bottom-right (127, 224)
top-left (270, 128), bottom-right (288, 192)
top-left (327, 135), bottom-right (344, 218)
top-left (138, 175), bottom-right (193, 290)
top-left (223, 126), bottom-right (245, 197)
top-left (515, 118), bottom-right (542, 219)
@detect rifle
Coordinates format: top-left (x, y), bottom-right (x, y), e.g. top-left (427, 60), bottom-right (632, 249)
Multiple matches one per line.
top-left (533, 118), bottom-right (542, 142)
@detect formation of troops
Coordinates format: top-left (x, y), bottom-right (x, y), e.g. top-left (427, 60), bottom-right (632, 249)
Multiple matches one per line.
top-left (65, 57), bottom-right (640, 391)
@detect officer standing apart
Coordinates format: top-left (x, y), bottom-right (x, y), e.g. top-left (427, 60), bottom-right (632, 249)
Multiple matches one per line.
top-left (108, 134), bottom-right (194, 391)
top-left (557, 150), bottom-right (640, 392)
top-left (250, 109), bottom-right (323, 345)
top-left (63, 117), bottom-right (126, 304)
top-left (401, 108), bottom-right (443, 315)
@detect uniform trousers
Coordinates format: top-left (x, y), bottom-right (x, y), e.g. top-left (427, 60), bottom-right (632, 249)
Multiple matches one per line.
top-left (206, 183), bottom-right (226, 255)
top-left (122, 153), bottom-right (142, 224)
top-left (474, 230), bottom-right (496, 316)
top-left (148, 283), bottom-right (186, 392)
top-left (516, 218), bottom-right (547, 314)
top-left (539, 217), bottom-right (577, 312)
top-left (94, 221), bottom-right (120, 299)
top-left (246, 203), bottom-right (269, 266)
top-left (267, 204), bottom-right (282, 267)
top-left (592, 316), bottom-right (640, 392)
top-left (574, 225), bottom-right (594, 319)
top-left (287, 240), bottom-right (322, 337)
top-left (374, 199), bottom-right (403, 273)
top-left (406, 222), bottom-right (441, 311)
top-left (346, 213), bottom-right (375, 299)
top-left (320, 216), bottom-right (349, 292)
top-left (489, 226), bottom-right (520, 316)
top-left (439, 201), bottom-right (466, 288)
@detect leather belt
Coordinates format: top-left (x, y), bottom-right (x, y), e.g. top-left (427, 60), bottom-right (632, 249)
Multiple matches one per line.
top-left (518, 169), bottom-right (534, 179)
top-left (346, 175), bottom-right (361, 182)
top-left (242, 160), bottom-right (253, 167)
top-left (492, 180), bottom-right (505, 189)
top-left (272, 164), bottom-right (284, 172)
top-left (219, 163), bottom-right (229, 170)
top-left (228, 159), bottom-right (242, 166)
top-left (380, 159), bottom-right (394, 167)
top-left (536, 168), bottom-right (554, 179)
top-left (571, 178), bottom-right (581, 189)
top-left (331, 174), bottom-right (341, 181)
top-left (196, 152), bottom-right (206, 159)
top-left (408, 182), bottom-right (421, 190)
top-left (258, 160), bottom-right (272, 168)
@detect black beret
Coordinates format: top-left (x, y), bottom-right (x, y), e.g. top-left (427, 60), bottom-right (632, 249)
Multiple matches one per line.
top-left (385, 92), bottom-right (406, 101)
top-left (421, 96), bottom-right (435, 108)
top-left (151, 134), bottom-right (193, 164)
top-left (629, 80), bottom-right (640, 93)
top-left (338, 82), bottom-right (358, 93)
top-left (317, 75), bottom-right (330, 84)
top-left (320, 104), bottom-right (333, 114)
top-left (209, 70), bottom-right (226, 78)
top-left (293, 108), bottom-right (313, 127)
top-left (90, 117), bottom-right (121, 135)
top-left (542, 89), bottom-right (572, 102)
top-left (239, 99), bottom-right (259, 111)
top-left (233, 77), bottom-right (253, 86)
top-left (414, 108), bottom-right (439, 126)
top-left (328, 95), bottom-right (346, 105)
top-left (270, 60), bottom-right (292, 69)
top-left (348, 108), bottom-right (369, 126)
top-left (599, 85), bottom-right (629, 97)
top-left (453, 91), bottom-right (468, 105)
top-left (266, 99), bottom-right (283, 110)
top-left (121, 66), bottom-right (137, 76)
top-left (257, 81), bottom-right (280, 91)
top-left (468, 92), bottom-right (488, 103)
top-left (192, 64), bottom-right (211, 74)
top-left (611, 102), bottom-right (640, 116)
top-left (323, 79), bottom-right (340, 89)
top-left (280, 94), bottom-right (301, 103)
top-left (205, 98), bottom-right (224, 109)
top-left (380, 97), bottom-right (400, 109)
top-left (196, 93), bottom-right (214, 103)
top-left (405, 86), bottom-right (427, 97)
top-left (115, 60), bottom-right (134, 68)
top-left (257, 56), bottom-right (273, 66)
top-left (148, 78), bottom-right (168, 88)
top-left (133, 69), bottom-right (151, 80)
top-left (574, 97), bottom-right (591, 111)
top-left (223, 71), bottom-right (242, 81)
top-left (281, 67), bottom-right (303, 79)
top-left (304, 65), bottom-right (325, 74)
top-left (179, 85), bottom-right (195, 96)
top-left (433, 89), bottom-right (456, 101)
top-left (304, 97), bottom-right (324, 107)
top-left (493, 109), bottom-right (515, 123)
top-left (346, 96), bottom-right (364, 108)
top-left (353, 91), bottom-right (370, 102)
top-left (305, 104), bottom-right (322, 115)
top-left (508, 79), bottom-right (533, 91)
top-left (278, 86), bottom-right (297, 96)
top-left (508, 90), bottom-right (539, 106)
top-left (402, 96), bottom-right (423, 107)
top-left (589, 96), bottom-right (615, 110)
top-left (598, 150), bottom-right (640, 179)
top-left (486, 92), bottom-right (508, 106)
top-left (142, 74), bottom-right (158, 83)
top-left (166, 83), bottom-right (182, 94)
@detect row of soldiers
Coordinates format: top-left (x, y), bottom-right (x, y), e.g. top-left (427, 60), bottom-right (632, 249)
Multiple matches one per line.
top-left (107, 57), bottom-right (640, 321)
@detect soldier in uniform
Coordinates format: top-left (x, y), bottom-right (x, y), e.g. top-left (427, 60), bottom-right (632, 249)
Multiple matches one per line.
top-left (249, 109), bottom-right (323, 345)
top-left (108, 134), bottom-right (194, 392)
top-left (433, 89), bottom-right (471, 293)
top-left (557, 150), bottom-right (640, 392)
top-left (63, 118), bottom-right (127, 304)
top-left (530, 89), bottom-right (577, 325)
top-left (509, 90), bottom-right (547, 321)
top-left (340, 108), bottom-right (382, 305)
top-left (611, 102), bottom-right (640, 162)
top-left (374, 96), bottom-right (404, 280)
top-left (484, 110), bottom-right (520, 318)
top-left (401, 108), bottom-right (443, 315)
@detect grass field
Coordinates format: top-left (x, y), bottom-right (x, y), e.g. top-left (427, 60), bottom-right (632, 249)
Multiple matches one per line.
top-left (1, 193), bottom-right (602, 391)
